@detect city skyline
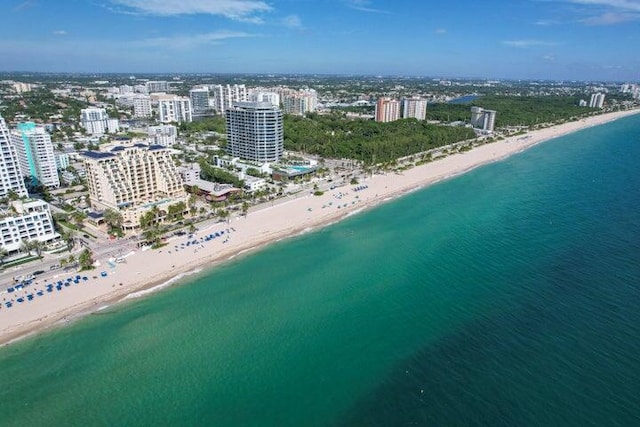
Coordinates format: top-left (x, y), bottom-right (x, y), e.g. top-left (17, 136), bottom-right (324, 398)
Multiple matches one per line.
top-left (1, 0), bottom-right (639, 81)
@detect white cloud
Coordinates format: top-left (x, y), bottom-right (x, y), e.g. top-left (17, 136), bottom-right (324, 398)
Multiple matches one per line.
top-left (132, 31), bottom-right (256, 49)
top-left (562, 0), bottom-right (640, 24)
top-left (580, 11), bottom-right (638, 23)
top-left (109, 0), bottom-right (271, 22)
top-left (282, 14), bottom-right (303, 29)
top-left (434, 28), bottom-right (447, 35)
top-left (52, 30), bottom-right (67, 35)
top-left (566, 0), bottom-right (640, 12)
top-left (344, 0), bottom-right (388, 13)
top-left (502, 39), bottom-right (559, 48)
top-left (534, 19), bottom-right (560, 25)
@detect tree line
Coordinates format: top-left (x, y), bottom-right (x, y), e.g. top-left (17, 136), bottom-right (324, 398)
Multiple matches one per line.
top-left (283, 113), bottom-right (475, 165)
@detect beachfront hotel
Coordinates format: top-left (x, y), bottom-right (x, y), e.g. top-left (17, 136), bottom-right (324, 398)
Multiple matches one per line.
top-left (470, 106), bottom-right (497, 132)
top-left (0, 115), bottom-right (28, 199)
top-left (11, 122), bottom-right (60, 188)
top-left (81, 144), bottom-right (188, 229)
top-left (375, 97), bottom-right (401, 122)
top-left (0, 199), bottom-right (60, 254)
top-left (402, 97), bottom-right (428, 120)
top-left (226, 102), bottom-right (284, 162)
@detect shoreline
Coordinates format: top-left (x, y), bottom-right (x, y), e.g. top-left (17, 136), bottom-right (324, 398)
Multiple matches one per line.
top-left (2, 108), bottom-right (639, 347)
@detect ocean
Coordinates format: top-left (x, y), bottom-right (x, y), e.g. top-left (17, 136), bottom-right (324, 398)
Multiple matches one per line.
top-left (1, 114), bottom-right (640, 426)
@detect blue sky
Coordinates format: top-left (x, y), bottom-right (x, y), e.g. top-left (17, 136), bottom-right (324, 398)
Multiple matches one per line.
top-left (1, 0), bottom-right (638, 80)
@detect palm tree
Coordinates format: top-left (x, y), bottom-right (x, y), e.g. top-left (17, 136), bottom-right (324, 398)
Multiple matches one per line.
top-left (78, 249), bottom-right (94, 270)
top-left (241, 202), bottom-right (249, 218)
top-left (72, 211), bottom-right (87, 229)
top-left (0, 247), bottom-right (8, 268)
top-left (103, 209), bottom-right (123, 232)
top-left (142, 227), bottom-right (161, 247)
top-left (20, 240), bottom-right (34, 256)
top-left (217, 209), bottom-right (229, 223)
top-left (31, 240), bottom-right (45, 259)
top-left (62, 230), bottom-right (76, 252)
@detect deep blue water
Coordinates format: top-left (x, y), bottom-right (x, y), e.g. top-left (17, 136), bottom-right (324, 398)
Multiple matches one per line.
top-left (1, 114), bottom-right (640, 426)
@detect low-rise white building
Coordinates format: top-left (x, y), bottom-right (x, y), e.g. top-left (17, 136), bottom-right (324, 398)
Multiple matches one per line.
top-left (147, 124), bottom-right (177, 146)
top-left (0, 199), bottom-right (60, 253)
top-left (80, 108), bottom-right (119, 135)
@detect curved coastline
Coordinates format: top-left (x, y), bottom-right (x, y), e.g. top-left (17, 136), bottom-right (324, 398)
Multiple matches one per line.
top-left (1, 108), bottom-right (639, 347)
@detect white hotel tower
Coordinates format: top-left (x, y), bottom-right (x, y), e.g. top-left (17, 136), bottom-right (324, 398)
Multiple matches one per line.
top-left (226, 102), bottom-right (284, 162)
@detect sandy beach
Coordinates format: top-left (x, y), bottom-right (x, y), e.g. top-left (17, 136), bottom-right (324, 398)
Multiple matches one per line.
top-left (1, 108), bottom-right (638, 346)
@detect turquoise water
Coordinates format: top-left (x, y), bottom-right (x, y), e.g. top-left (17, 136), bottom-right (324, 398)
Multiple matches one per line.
top-left (1, 115), bottom-right (640, 426)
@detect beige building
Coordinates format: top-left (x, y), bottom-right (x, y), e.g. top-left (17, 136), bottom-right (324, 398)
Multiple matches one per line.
top-left (81, 144), bottom-right (188, 230)
top-left (375, 97), bottom-right (401, 122)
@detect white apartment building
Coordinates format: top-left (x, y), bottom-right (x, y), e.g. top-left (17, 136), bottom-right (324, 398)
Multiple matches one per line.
top-left (157, 94), bottom-right (192, 123)
top-left (55, 153), bottom-right (70, 170)
top-left (0, 115), bottom-right (28, 198)
top-left (589, 93), bottom-right (605, 109)
top-left (133, 95), bottom-right (153, 118)
top-left (210, 84), bottom-right (247, 114)
top-left (11, 122), bottom-right (60, 188)
top-left (119, 85), bottom-right (134, 95)
top-left (226, 102), bottom-right (284, 162)
top-left (146, 81), bottom-right (170, 93)
top-left (0, 199), bottom-right (60, 253)
top-left (148, 125), bottom-right (177, 147)
top-left (80, 108), bottom-right (119, 135)
top-left (248, 90), bottom-right (281, 108)
top-left (81, 144), bottom-right (188, 229)
top-left (470, 106), bottom-right (497, 132)
top-left (189, 87), bottom-right (210, 117)
top-left (402, 97), bottom-right (428, 120)
top-left (375, 97), bottom-right (401, 122)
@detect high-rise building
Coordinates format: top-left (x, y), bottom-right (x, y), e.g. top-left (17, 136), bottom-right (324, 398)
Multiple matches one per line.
top-left (589, 93), bottom-right (605, 109)
top-left (0, 199), bottom-right (59, 253)
top-left (226, 102), bottom-right (284, 162)
top-left (157, 95), bottom-right (192, 123)
top-left (11, 122), bottom-right (60, 188)
top-left (210, 84), bottom-right (247, 114)
top-left (470, 106), bottom-right (496, 132)
top-left (0, 115), bottom-right (28, 198)
top-left (80, 108), bottom-right (119, 135)
top-left (402, 97), bottom-right (428, 120)
top-left (81, 144), bottom-right (188, 229)
top-left (148, 125), bottom-right (177, 147)
top-left (375, 97), bottom-right (401, 122)
top-left (133, 95), bottom-right (152, 118)
top-left (146, 81), bottom-right (170, 93)
top-left (189, 87), bottom-right (210, 117)
top-left (282, 89), bottom-right (318, 115)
